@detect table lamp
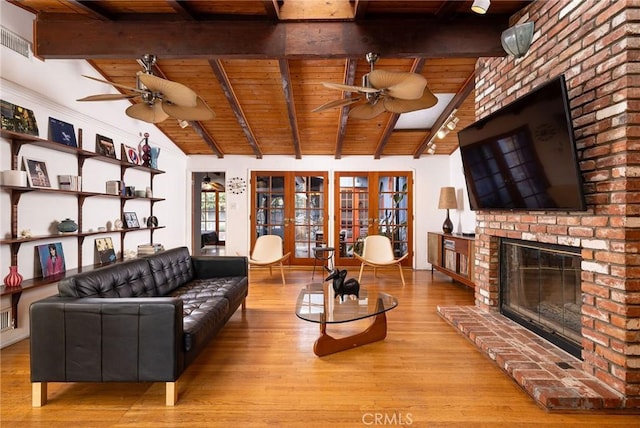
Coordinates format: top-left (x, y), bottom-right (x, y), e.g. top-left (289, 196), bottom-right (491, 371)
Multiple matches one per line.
top-left (438, 186), bottom-right (457, 234)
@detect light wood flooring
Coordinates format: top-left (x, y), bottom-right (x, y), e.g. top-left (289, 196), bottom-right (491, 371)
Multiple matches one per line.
top-left (1, 268), bottom-right (638, 427)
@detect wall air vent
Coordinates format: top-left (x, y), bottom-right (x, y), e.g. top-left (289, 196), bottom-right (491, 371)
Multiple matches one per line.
top-left (0, 307), bottom-right (12, 332)
top-left (1, 26), bottom-right (32, 58)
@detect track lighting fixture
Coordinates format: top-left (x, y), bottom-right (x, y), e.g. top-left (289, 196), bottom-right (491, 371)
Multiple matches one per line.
top-left (471, 0), bottom-right (490, 14)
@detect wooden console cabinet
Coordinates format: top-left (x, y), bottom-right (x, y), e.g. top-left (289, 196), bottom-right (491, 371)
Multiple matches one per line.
top-left (428, 232), bottom-right (475, 288)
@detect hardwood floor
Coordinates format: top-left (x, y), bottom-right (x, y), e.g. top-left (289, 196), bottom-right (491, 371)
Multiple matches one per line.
top-left (1, 268), bottom-right (638, 427)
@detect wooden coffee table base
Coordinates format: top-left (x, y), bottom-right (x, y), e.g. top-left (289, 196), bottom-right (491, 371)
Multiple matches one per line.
top-left (313, 298), bottom-right (388, 357)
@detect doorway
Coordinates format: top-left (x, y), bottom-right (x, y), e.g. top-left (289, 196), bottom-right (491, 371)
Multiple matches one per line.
top-left (193, 172), bottom-right (226, 256)
top-left (334, 171), bottom-right (413, 266)
top-left (251, 171), bottom-right (329, 266)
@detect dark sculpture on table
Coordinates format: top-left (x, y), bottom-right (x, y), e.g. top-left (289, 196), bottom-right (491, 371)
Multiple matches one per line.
top-left (325, 268), bottom-right (360, 302)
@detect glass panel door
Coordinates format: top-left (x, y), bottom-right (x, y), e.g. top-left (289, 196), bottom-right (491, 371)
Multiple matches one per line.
top-left (254, 173), bottom-right (286, 241)
top-left (252, 172), bottom-right (328, 265)
top-left (377, 174), bottom-right (409, 258)
top-left (335, 174), bottom-right (370, 263)
top-left (335, 171), bottom-right (412, 266)
top-left (293, 174), bottom-right (327, 263)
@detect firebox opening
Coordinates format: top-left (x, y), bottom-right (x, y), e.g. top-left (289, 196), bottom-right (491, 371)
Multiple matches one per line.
top-left (499, 238), bottom-right (582, 359)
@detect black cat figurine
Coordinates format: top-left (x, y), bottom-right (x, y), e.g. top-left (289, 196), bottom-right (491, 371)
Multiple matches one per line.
top-left (325, 268), bottom-right (360, 302)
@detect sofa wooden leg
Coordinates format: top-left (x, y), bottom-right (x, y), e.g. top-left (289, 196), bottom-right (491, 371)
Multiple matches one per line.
top-left (32, 382), bottom-right (47, 407)
top-left (242, 298), bottom-right (246, 310)
top-left (166, 381), bottom-right (178, 406)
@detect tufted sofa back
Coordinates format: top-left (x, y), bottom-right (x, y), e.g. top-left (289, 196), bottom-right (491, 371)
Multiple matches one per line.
top-left (57, 247), bottom-right (195, 298)
top-left (147, 247), bottom-right (194, 295)
top-left (58, 258), bottom-right (157, 297)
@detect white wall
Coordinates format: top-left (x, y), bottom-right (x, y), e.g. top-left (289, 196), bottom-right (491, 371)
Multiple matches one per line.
top-left (0, 2), bottom-right (187, 347)
top-left (449, 148), bottom-right (477, 234)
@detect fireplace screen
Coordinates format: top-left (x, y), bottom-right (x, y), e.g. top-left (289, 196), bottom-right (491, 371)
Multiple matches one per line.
top-left (500, 239), bottom-right (582, 358)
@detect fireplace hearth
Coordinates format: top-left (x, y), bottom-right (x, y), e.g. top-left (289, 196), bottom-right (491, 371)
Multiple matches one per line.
top-left (499, 238), bottom-right (582, 358)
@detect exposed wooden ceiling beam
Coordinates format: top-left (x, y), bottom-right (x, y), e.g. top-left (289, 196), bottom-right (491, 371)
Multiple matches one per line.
top-left (413, 70), bottom-right (476, 158)
top-left (190, 124), bottom-right (224, 158)
top-left (352, 0), bottom-right (369, 19)
top-left (263, 0), bottom-right (281, 20)
top-left (166, 1), bottom-right (198, 20)
top-left (374, 58), bottom-right (426, 159)
top-left (209, 59), bottom-right (263, 159)
top-left (436, 0), bottom-right (463, 19)
top-left (278, 59), bottom-right (302, 159)
top-left (33, 15), bottom-right (509, 59)
top-left (66, 1), bottom-right (114, 21)
top-left (334, 58), bottom-right (358, 159)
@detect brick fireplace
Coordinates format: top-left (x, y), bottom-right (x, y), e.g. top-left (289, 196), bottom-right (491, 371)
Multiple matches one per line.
top-left (440, 0), bottom-right (640, 411)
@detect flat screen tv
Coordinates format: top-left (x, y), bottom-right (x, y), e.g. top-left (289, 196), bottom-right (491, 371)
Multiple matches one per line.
top-left (458, 74), bottom-right (586, 211)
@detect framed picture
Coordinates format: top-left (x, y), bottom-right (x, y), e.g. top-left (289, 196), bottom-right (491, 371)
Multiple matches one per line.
top-left (36, 242), bottom-right (66, 277)
top-left (48, 117), bottom-right (77, 147)
top-left (123, 212), bottom-right (140, 229)
top-left (23, 157), bottom-right (51, 188)
top-left (1, 100), bottom-right (39, 136)
top-left (122, 144), bottom-right (140, 164)
top-left (95, 237), bottom-right (117, 264)
top-left (96, 134), bottom-right (117, 158)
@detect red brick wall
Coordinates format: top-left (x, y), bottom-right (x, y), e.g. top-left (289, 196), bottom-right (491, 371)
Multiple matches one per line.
top-left (472, 0), bottom-right (640, 405)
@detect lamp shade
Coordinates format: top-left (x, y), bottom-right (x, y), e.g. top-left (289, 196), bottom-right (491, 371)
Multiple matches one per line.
top-left (501, 22), bottom-right (534, 58)
top-left (471, 0), bottom-right (490, 14)
top-left (438, 187), bottom-right (457, 210)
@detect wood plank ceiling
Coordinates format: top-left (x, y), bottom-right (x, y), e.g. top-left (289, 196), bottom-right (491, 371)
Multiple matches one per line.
top-left (11, 0), bottom-right (532, 158)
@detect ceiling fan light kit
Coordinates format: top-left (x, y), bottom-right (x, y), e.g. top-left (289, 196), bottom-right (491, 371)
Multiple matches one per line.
top-left (501, 22), bottom-right (535, 58)
top-left (471, 0), bottom-right (490, 14)
top-left (77, 54), bottom-right (215, 124)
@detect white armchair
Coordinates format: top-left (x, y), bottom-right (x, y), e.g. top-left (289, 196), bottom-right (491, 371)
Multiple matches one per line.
top-left (354, 235), bottom-right (408, 286)
top-left (248, 235), bottom-right (291, 285)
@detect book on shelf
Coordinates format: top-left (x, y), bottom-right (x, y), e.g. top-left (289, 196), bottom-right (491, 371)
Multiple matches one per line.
top-left (58, 175), bottom-right (81, 191)
top-left (137, 243), bottom-right (165, 256)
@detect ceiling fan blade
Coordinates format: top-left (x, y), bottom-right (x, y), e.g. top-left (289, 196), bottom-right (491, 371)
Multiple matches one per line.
top-left (138, 72), bottom-right (197, 107)
top-left (368, 70), bottom-right (427, 100)
top-left (322, 82), bottom-right (380, 94)
top-left (348, 101), bottom-right (387, 120)
top-left (81, 75), bottom-right (144, 93)
top-left (125, 102), bottom-right (170, 124)
top-left (161, 97), bottom-right (216, 121)
top-left (77, 93), bottom-right (139, 102)
top-left (312, 97), bottom-right (361, 112)
top-left (383, 88), bottom-right (438, 114)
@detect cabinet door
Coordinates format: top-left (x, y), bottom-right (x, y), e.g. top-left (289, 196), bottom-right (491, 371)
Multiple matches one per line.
top-left (427, 232), bottom-right (441, 267)
top-left (252, 171), bottom-right (328, 265)
top-left (334, 171), bottom-right (413, 266)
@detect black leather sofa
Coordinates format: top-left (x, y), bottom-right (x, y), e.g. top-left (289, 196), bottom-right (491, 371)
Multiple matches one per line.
top-left (29, 246), bottom-right (248, 407)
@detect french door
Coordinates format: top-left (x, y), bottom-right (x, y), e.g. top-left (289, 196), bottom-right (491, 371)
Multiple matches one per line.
top-left (251, 171), bottom-right (329, 265)
top-left (334, 172), bottom-right (412, 267)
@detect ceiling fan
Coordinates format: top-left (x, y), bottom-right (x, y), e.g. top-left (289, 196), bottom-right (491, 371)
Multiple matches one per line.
top-left (77, 54), bottom-right (215, 124)
top-left (313, 53), bottom-right (438, 119)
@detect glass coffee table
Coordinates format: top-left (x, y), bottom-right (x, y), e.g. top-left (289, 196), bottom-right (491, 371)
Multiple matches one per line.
top-left (295, 283), bottom-right (398, 356)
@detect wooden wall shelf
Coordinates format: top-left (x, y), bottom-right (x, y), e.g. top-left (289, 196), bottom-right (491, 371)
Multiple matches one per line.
top-left (1, 129), bottom-right (165, 328)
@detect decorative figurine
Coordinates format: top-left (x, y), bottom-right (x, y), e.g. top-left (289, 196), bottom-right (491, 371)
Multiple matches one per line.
top-left (325, 268), bottom-right (360, 302)
top-left (139, 132), bottom-right (151, 168)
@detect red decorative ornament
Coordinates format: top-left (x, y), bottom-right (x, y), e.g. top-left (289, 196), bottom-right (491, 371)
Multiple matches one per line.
top-left (3, 265), bottom-right (23, 287)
